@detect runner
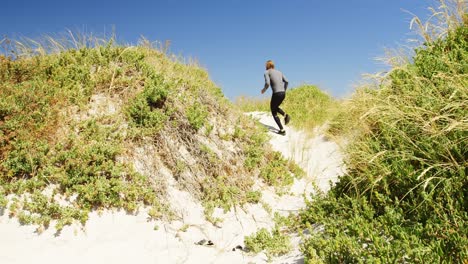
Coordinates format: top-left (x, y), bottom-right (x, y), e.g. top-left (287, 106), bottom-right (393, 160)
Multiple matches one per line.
top-left (261, 60), bottom-right (290, 135)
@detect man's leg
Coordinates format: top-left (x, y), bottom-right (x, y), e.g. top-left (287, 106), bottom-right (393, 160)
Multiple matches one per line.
top-left (277, 108), bottom-right (285, 116)
top-left (276, 93), bottom-right (290, 125)
top-left (271, 93), bottom-right (285, 131)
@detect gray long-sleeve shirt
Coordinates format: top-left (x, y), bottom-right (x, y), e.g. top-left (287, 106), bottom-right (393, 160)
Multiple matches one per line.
top-left (264, 69), bottom-right (288, 93)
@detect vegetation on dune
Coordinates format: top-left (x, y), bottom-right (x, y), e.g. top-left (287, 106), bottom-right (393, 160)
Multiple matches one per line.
top-left (0, 36), bottom-right (301, 232)
top-left (234, 95), bottom-right (270, 113)
top-left (244, 227), bottom-right (291, 259)
top-left (3, 2), bottom-right (465, 262)
top-left (282, 85), bottom-right (338, 131)
top-left (235, 85), bottom-right (339, 132)
top-left (299, 3), bottom-right (468, 263)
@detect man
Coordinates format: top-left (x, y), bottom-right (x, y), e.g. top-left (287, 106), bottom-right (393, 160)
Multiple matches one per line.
top-left (261, 60), bottom-right (290, 135)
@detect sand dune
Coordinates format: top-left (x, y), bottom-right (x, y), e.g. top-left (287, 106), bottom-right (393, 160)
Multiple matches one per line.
top-left (0, 112), bottom-right (344, 264)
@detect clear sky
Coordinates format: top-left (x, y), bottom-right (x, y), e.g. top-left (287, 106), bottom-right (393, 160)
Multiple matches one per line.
top-left (1, 0), bottom-right (434, 100)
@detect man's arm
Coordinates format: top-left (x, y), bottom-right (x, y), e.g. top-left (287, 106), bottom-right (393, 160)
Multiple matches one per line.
top-left (261, 71), bottom-right (270, 94)
top-left (283, 74), bottom-right (289, 91)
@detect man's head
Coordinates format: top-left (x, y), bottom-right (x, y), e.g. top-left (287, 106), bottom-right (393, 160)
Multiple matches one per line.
top-left (266, 60), bottom-right (275, 70)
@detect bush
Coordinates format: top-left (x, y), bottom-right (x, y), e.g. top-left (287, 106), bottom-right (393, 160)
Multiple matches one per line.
top-left (282, 85), bottom-right (337, 130)
top-left (126, 74), bottom-right (169, 133)
top-left (0, 42), bottom-right (169, 231)
top-left (260, 151), bottom-right (295, 190)
top-left (299, 15), bottom-right (468, 263)
top-left (245, 228), bottom-right (291, 257)
top-left (186, 102), bottom-right (208, 131)
top-left (0, 34), bottom-right (305, 236)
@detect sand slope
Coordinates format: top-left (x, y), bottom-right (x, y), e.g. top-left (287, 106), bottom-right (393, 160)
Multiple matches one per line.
top-left (0, 112), bottom-right (344, 264)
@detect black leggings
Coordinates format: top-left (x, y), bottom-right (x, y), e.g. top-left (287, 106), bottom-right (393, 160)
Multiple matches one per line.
top-left (270, 92), bottom-right (286, 130)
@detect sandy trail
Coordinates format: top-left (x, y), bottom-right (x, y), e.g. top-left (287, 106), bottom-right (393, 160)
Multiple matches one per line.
top-left (0, 112), bottom-right (344, 264)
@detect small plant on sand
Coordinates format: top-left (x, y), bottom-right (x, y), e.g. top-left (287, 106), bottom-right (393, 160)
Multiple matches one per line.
top-left (126, 74), bottom-right (170, 135)
top-left (243, 128), bottom-right (268, 170)
top-left (186, 102), bottom-right (208, 131)
top-left (260, 151), bottom-right (303, 193)
top-left (244, 227), bottom-right (291, 259)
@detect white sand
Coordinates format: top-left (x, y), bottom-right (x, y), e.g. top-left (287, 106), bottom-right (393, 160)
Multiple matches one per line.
top-left (0, 112), bottom-right (344, 264)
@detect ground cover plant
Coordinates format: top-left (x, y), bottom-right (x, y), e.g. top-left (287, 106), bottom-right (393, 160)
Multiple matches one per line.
top-left (0, 35), bottom-right (301, 232)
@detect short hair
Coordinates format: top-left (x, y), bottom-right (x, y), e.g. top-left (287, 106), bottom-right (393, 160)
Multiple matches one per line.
top-left (266, 60), bottom-right (275, 70)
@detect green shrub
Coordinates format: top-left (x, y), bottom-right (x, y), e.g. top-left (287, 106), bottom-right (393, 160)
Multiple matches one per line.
top-left (2, 140), bottom-right (49, 179)
top-left (245, 228), bottom-right (291, 257)
top-left (300, 14), bottom-right (468, 263)
top-left (243, 130), bottom-right (268, 170)
top-left (126, 74), bottom-right (170, 133)
top-left (0, 117), bottom-right (164, 231)
top-left (246, 190), bottom-right (261, 204)
top-left (202, 175), bottom-right (241, 213)
top-left (283, 85), bottom-right (337, 130)
top-left (119, 48), bottom-right (146, 66)
top-left (144, 75), bottom-right (169, 108)
top-left (0, 190), bottom-right (7, 208)
top-left (260, 151), bottom-right (295, 190)
top-left (186, 102), bottom-right (208, 131)
top-left (0, 34), bottom-right (302, 235)
top-left (0, 42), bottom-right (172, 230)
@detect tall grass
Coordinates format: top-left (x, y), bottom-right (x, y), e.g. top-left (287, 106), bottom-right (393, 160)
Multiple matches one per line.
top-left (300, 1), bottom-right (467, 262)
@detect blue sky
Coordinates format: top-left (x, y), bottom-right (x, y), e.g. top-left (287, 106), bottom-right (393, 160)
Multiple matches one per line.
top-left (1, 0), bottom-right (433, 100)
